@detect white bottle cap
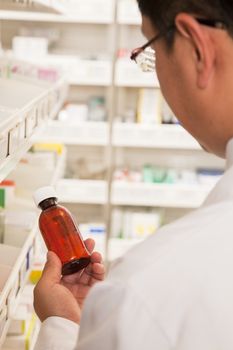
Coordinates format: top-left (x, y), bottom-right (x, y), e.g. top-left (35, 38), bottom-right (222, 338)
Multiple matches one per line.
top-left (33, 186), bottom-right (58, 207)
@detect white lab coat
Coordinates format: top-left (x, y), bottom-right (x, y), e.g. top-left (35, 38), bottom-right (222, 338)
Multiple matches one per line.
top-left (35, 139), bottom-right (233, 350)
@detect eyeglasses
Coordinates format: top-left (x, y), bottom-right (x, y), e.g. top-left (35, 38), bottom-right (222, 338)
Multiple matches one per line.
top-left (130, 18), bottom-right (227, 73)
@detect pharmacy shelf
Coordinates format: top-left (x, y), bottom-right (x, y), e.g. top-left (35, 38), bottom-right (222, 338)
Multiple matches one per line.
top-left (112, 123), bottom-right (201, 150)
top-left (25, 318), bottom-right (40, 350)
top-left (50, 148), bottom-right (67, 186)
top-left (0, 0), bottom-right (65, 14)
top-left (2, 314), bottom-right (40, 350)
top-left (35, 121), bottom-right (109, 146)
top-left (115, 59), bottom-right (159, 88)
top-left (0, 145), bottom-right (67, 346)
top-left (108, 238), bottom-right (142, 261)
top-left (0, 224), bottom-right (38, 347)
top-left (0, 10), bottom-right (114, 24)
top-left (34, 0), bottom-right (66, 13)
top-left (117, 0), bottom-right (141, 25)
top-left (56, 179), bottom-right (108, 204)
top-left (8, 145), bottom-right (67, 199)
top-left (0, 0), bottom-right (115, 23)
top-left (111, 181), bottom-right (213, 208)
top-left (66, 59), bottom-right (112, 87)
top-left (21, 55), bottom-right (113, 87)
top-left (0, 75), bottom-right (67, 183)
top-left (60, 0), bottom-right (115, 23)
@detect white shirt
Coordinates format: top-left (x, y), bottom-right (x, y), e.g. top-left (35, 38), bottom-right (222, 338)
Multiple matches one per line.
top-left (35, 139), bottom-right (233, 350)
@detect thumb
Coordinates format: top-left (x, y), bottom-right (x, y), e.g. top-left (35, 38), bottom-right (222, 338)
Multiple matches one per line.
top-left (41, 251), bottom-right (62, 283)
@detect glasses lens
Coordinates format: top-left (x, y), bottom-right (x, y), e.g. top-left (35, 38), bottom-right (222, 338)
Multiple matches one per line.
top-left (135, 47), bottom-right (155, 72)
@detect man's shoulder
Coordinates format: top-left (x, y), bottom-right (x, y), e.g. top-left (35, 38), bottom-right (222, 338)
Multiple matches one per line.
top-left (109, 199), bottom-right (233, 287)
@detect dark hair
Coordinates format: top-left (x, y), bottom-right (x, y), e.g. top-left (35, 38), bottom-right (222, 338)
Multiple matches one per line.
top-left (137, 0), bottom-right (233, 43)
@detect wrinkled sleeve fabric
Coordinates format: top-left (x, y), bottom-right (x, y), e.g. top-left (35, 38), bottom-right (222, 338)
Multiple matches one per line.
top-left (77, 281), bottom-right (170, 350)
top-left (34, 316), bottom-right (79, 350)
top-left (34, 281), bottom-right (170, 350)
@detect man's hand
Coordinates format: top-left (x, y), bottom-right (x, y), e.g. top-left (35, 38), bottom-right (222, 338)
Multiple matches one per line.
top-left (33, 239), bottom-right (105, 324)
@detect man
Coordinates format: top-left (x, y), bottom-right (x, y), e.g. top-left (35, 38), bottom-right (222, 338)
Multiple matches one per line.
top-left (34, 1), bottom-right (233, 349)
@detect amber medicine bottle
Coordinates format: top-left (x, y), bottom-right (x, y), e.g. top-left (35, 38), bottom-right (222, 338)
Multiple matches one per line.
top-left (33, 186), bottom-right (90, 275)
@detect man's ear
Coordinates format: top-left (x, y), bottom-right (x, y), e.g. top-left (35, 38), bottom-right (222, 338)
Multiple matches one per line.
top-left (175, 13), bottom-right (215, 89)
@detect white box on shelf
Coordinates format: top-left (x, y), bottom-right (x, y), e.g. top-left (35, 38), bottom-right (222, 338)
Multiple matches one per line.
top-left (115, 59), bottom-right (159, 87)
top-left (56, 179), bottom-right (108, 204)
top-left (112, 123), bottom-right (201, 149)
top-left (117, 0), bottom-right (141, 25)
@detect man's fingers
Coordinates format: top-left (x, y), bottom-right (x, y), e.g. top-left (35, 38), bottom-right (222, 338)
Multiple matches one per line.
top-left (90, 251), bottom-right (102, 264)
top-left (89, 263), bottom-right (105, 286)
top-left (79, 261), bottom-right (105, 285)
top-left (61, 250), bottom-right (102, 285)
top-left (91, 263), bottom-right (105, 280)
top-left (84, 238), bottom-right (95, 254)
top-left (41, 251), bottom-right (62, 284)
top-left (79, 252), bottom-right (104, 285)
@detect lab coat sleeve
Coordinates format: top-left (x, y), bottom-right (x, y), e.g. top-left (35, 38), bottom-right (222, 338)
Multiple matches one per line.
top-left (77, 281), bottom-right (171, 350)
top-left (34, 316), bottom-right (79, 350)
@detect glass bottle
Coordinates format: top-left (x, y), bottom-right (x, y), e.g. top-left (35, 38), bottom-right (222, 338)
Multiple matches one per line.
top-left (33, 186), bottom-right (90, 275)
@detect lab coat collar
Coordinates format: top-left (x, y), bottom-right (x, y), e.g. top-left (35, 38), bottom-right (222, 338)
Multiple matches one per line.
top-left (202, 138), bottom-right (233, 206)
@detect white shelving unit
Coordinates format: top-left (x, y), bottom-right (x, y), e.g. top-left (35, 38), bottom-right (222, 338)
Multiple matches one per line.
top-left (54, 179), bottom-right (211, 209)
top-left (6, 53), bottom-right (113, 87)
top-left (68, 59), bottom-right (113, 87)
top-left (0, 0), bottom-right (115, 23)
top-left (60, 0), bottom-right (115, 23)
top-left (34, 0), bottom-right (66, 13)
top-left (0, 10), bottom-right (113, 24)
top-left (0, 73), bottom-right (67, 182)
top-left (56, 179), bottom-right (108, 205)
top-left (35, 121), bottom-right (109, 146)
top-left (115, 59), bottom-right (159, 88)
top-left (0, 225), bottom-right (37, 348)
top-left (117, 0), bottom-right (141, 25)
top-left (0, 55), bottom-right (67, 346)
top-left (112, 123), bottom-right (201, 149)
top-left (0, 0), bottom-right (65, 14)
top-left (111, 181), bottom-right (213, 208)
